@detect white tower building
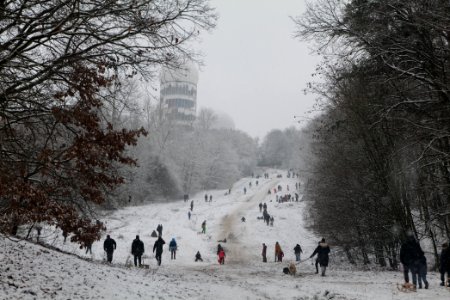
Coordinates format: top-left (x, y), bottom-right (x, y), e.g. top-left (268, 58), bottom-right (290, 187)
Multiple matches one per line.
top-left (160, 63), bottom-right (199, 126)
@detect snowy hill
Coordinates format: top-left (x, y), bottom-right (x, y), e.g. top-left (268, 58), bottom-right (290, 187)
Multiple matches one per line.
top-left (1, 171), bottom-right (448, 299)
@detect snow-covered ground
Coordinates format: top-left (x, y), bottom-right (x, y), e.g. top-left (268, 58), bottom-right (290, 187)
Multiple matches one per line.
top-left (1, 171), bottom-right (449, 299)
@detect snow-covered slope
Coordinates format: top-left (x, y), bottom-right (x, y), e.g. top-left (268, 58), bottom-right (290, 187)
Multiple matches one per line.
top-left (1, 171), bottom-right (448, 299)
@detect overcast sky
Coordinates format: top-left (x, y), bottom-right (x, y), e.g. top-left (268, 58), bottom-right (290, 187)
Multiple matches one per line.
top-left (196, 0), bottom-right (320, 139)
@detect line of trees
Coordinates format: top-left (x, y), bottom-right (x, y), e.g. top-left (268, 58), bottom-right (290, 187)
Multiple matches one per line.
top-left (116, 107), bottom-right (258, 204)
top-left (294, 0), bottom-right (450, 268)
top-left (0, 0), bottom-right (216, 246)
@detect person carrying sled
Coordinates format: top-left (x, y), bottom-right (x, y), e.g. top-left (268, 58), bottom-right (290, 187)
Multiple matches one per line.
top-left (262, 243), bottom-right (267, 263)
top-left (439, 242), bottom-right (450, 286)
top-left (153, 236), bottom-right (165, 266)
top-left (201, 220), bottom-right (206, 234)
top-left (294, 244), bottom-right (303, 262)
top-left (400, 233), bottom-right (425, 289)
top-left (310, 238), bottom-right (330, 276)
top-left (103, 235), bottom-right (117, 263)
top-left (218, 248), bottom-right (226, 265)
top-left (131, 235), bottom-right (145, 267)
top-left (169, 238), bottom-right (177, 260)
top-left (195, 251), bottom-right (203, 262)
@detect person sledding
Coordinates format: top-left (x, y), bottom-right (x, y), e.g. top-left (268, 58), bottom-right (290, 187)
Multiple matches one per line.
top-left (309, 238), bottom-right (330, 276)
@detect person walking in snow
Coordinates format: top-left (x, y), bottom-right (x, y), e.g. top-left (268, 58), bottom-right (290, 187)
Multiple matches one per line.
top-left (169, 238), bottom-right (177, 260)
top-left (439, 243), bottom-right (450, 286)
top-left (204, 194), bottom-right (208, 202)
top-left (201, 220), bottom-right (206, 234)
top-left (188, 211), bottom-right (191, 220)
top-left (262, 243), bottom-right (267, 262)
top-left (153, 236), bottom-right (165, 266)
top-left (217, 244), bottom-right (223, 255)
top-left (275, 242), bottom-right (282, 262)
top-left (310, 238), bottom-right (331, 276)
top-left (195, 251), bottom-right (203, 262)
top-left (259, 203), bottom-right (262, 212)
top-left (270, 216), bottom-right (274, 227)
top-left (131, 235), bottom-right (145, 267)
top-left (209, 195), bottom-right (212, 202)
top-left (190, 200), bottom-right (194, 211)
top-left (294, 244), bottom-right (303, 262)
top-left (400, 233), bottom-right (425, 289)
top-left (85, 241), bottom-right (93, 255)
top-left (103, 235), bottom-right (117, 263)
top-left (156, 224), bottom-right (163, 237)
top-left (263, 203), bottom-right (267, 211)
top-left (218, 248), bottom-right (226, 265)
top-left (244, 187), bottom-right (247, 194)
top-left (417, 254), bottom-right (429, 289)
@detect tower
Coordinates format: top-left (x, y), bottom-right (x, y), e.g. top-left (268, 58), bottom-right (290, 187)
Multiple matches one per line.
top-left (160, 63), bottom-right (199, 126)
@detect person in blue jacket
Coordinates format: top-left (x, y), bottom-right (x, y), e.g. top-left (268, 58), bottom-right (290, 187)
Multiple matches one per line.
top-left (169, 238), bottom-right (178, 260)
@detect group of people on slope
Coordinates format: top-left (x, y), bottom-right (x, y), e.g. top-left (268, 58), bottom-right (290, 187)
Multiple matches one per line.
top-left (102, 233), bottom-right (174, 267)
top-left (261, 239), bottom-right (330, 276)
top-left (400, 232), bottom-right (450, 290)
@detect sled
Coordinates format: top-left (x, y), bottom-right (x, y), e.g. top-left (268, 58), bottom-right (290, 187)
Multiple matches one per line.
top-left (396, 282), bottom-right (416, 292)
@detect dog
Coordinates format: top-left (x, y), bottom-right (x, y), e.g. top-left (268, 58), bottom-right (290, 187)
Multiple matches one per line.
top-left (288, 262), bottom-right (297, 276)
top-left (397, 282), bottom-right (416, 292)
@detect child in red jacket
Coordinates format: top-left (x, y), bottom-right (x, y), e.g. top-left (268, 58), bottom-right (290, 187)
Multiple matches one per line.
top-left (218, 249), bottom-right (225, 264)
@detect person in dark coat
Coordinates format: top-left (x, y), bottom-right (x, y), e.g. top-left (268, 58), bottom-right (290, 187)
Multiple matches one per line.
top-left (294, 244), bottom-right (303, 261)
top-left (195, 251), bottom-right (203, 262)
top-left (190, 200), bottom-right (194, 211)
top-left (188, 211), bottom-right (191, 220)
top-left (259, 203), bottom-right (263, 212)
top-left (262, 243), bottom-right (267, 262)
top-left (169, 238), bottom-right (177, 260)
top-left (217, 244), bottom-right (223, 255)
top-left (201, 220), bottom-right (206, 234)
top-left (131, 235), bottom-right (144, 267)
top-left (440, 242), bottom-right (450, 286)
top-left (400, 234), bottom-right (425, 288)
top-left (153, 236), bottom-right (165, 266)
top-left (310, 238), bottom-right (330, 276)
top-left (204, 194), bottom-right (208, 202)
top-left (85, 241), bottom-right (93, 255)
top-left (103, 235), bottom-right (117, 263)
top-left (416, 254), bottom-right (428, 289)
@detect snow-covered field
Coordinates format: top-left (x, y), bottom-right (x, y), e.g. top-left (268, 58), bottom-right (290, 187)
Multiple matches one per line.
top-left (1, 171), bottom-right (449, 299)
